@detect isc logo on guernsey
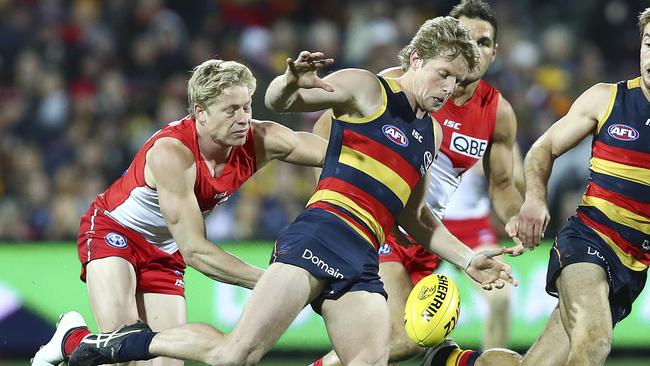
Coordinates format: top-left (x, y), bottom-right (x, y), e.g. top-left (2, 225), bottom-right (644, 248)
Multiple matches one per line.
top-left (382, 125), bottom-right (409, 147)
top-left (607, 124), bottom-right (639, 141)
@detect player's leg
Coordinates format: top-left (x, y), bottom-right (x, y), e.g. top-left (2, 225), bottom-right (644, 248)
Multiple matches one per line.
top-left (473, 307), bottom-right (570, 366)
top-left (445, 217), bottom-right (511, 350)
top-left (149, 262), bottom-right (326, 365)
top-left (380, 261), bottom-right (423, 364)
top-left (471, 243), bottom-right (510, 349)
top-left (322, 291), bottom-right (390, 366)
top-left (86, 257), bottom-right (140, 331)
top-left (423, 306), bottom-right (570, 366)
top-left (136, 292), bottom-right (186, 366)
top-left (556, 262), bottom-right (612, 366)
top-left (135, 250), bottom-right (188, 366)
top-left (86, 257), bottom-right (139, 366)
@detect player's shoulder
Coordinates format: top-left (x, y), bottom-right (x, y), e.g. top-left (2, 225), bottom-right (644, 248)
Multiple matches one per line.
top-left (581, 82), bottom-right (615, 100)
top-left (250, 119), bottom-right (288, 138)
top-left (326, 68), bottom-right (381, 92)
top-left (476, 79), bottom-right (500, 98)
top-left (149, 137), bottom-right (195, 169)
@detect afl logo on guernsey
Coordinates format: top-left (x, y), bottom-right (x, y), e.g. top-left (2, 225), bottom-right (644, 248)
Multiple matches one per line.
top-left (607, 124), bottom-right (639, 141)
top-left (382, 125), bottom-right (409, 147)
top-left (104, 232), bottom-right (128, 249)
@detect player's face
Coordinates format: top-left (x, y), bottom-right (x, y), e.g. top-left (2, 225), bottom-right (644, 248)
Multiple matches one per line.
top-left (458, 16), bottom-right (497, 83)
top-left (641, 24), bottom-right (650, 90)
top-left (414, 55), bottom-right (468, 113)
top-left (202, 85), bottom-right (252, 146)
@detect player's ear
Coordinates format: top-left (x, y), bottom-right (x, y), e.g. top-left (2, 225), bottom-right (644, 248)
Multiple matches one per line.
top-left (410, 50), bottom-right (423, 70)
top-left (194, 104), bottom-right (206, 125)
top-left (491, 42), bottom-right (499, 63)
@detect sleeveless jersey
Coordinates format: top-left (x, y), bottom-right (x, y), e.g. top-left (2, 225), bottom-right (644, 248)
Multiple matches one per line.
top-left (427, 80), bottom-right (499, 219)
top-left (576, 77), bottom-right (650, 270)
top-left (443, 166), bottom-right (491, 220)
top-left (93, 116), bottom-right (257, 254)
top-left (307, 76), bottom-right (437, 248)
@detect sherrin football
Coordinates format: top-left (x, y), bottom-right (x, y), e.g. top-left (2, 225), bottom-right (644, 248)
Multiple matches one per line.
top-left (404, 273), bottom-right (461, 347)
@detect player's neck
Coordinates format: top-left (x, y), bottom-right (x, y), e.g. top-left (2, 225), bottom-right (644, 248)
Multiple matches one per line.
top-left (451, 79), bottom-right (481, 106)
top-left (640, 76), bottom-right (650, 102)
top-left (196, 131), bottom-right (232, 164)
top-left (397, 76), bottom-right (428, 119)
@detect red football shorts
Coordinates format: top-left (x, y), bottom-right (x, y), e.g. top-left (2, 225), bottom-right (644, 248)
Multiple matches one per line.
top-left (444, 216), bottom-right (498, 249)
top-left (77, 205), bottom-right (187, 297)
top-left (378, 215), bottom-right (497, 285)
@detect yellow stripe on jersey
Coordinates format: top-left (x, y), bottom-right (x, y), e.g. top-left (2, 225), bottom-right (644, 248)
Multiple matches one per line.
top-left (627, 77), bottom-right (641, 89)
top-left (306, 189), bottom-right (385, 242)
top-left (596, 83), bottom-right (618, 134)
top-left (589, 226), bottom-right (648, 271)
top-left (324, 209), bottom-right (375, 247)
top-left (334, 77), bottom-right (387, 124)
top-left (384, 77), bottom-right (402, 93)
top-left (590, 157), bottom-right (650, 186)
top-left (339, 145), bottom-right (411, 205)
top-left (581, 195), bottom-right (650, 234)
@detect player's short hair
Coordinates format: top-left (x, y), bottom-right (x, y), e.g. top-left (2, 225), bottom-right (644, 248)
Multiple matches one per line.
top-left (398, 16), bottom-right (479, 73)
top-left (187, 60), bottom-right (257, 115)
top-left (639, 7), bottom-right (650, 37)
top-left (450, 0), bottom-right (499, 43)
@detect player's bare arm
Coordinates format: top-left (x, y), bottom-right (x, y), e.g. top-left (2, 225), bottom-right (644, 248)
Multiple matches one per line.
top-left (483, 94), bottom-right (524, 243)
top-left (311, 109), bottom-right (334, 179)
top-left (397, 169), bottom-right (518, 290)
top-left (265, 51), bottom-right (382, 118)
top-left (519, 83), bottom-right (613, 248)
top-left (251, 120), bottom-right (327, 169)
top-left (145, 138), bottom-right (263, 289)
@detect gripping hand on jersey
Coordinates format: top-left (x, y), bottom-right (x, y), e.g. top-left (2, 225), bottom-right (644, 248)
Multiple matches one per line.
top-left (463, 247), bottom-right (519, 290)
top-left (285, 51), bottom-right (335, 92)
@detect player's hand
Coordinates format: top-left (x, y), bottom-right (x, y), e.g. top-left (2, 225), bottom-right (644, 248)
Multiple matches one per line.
top-left (464, 247), bottom-right (518, 290)
top-left (504, 216), bottom-right (525, 256)
top-left (508, 243), bottom-right (527, 256)
top-left (517, 196), bottom-right (550, 249)
top-left (285, 51), bottom-right (335, 91)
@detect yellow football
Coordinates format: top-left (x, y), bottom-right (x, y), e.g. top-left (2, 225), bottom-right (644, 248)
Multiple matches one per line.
top-left (404, 273), bottom-right (461, 347)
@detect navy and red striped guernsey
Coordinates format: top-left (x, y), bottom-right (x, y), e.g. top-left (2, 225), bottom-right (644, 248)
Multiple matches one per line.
top-left (307, 76), bottom-right (437, 249)
top-left (576, 77), bottom-right (650, 270)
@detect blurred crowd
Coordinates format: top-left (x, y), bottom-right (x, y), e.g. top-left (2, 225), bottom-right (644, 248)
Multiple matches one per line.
top-left (0, 0), bottom-right (646, 242)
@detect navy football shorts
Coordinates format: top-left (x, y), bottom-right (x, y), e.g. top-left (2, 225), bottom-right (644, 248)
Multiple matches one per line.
top-left (547, 216), bottom-right (647, 325)
top-left (271, 208), bottom-right (387, 313)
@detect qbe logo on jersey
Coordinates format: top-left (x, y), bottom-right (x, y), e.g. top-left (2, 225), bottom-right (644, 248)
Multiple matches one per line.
top-left (450, 132), bottom-right (488, 158)
top-left (382, 125), bottom-right (409, 147)
top-left (607, 124), bottom-right (639, 141)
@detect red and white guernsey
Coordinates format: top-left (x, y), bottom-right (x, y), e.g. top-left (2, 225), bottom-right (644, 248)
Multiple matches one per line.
top-left (443, 166), bottom-right (490, 220)
top-left (427, 80), bottom-right (499, 219)
top-left (93, 116), bottom-right (257, 254)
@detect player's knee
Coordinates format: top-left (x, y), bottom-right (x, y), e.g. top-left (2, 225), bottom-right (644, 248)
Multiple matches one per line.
top-left (389, 335), bottom-right (422, 361)
top-left (357, 348), bottom-right (389, 366)
top-left (571, 323), bottom-right (612, 361)
top-left (210, 339), bottom-right (264, 366)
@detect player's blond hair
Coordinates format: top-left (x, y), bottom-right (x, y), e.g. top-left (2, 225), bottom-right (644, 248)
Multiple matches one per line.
top-left (187, 60), bottom-right (257, 115)
top-left (639, 8), bottom-right (650, 36)
top-left (398, 16), bottom-right (479, 73)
